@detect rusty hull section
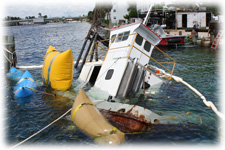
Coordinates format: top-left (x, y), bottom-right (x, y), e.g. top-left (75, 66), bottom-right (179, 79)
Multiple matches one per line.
top-left (95, 101), bottom-right (163, 132)
top-left (99, 109), bottom-right (150, 132)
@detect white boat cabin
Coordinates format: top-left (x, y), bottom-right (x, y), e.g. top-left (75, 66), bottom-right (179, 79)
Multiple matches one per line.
top-left (79, 22), bottom-right (164, 98)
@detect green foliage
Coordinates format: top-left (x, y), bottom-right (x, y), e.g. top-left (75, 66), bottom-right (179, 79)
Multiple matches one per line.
top-left (104, 19), bottom-right (109, 25)
top-left (123, 8), bottom-right (139, 20)
top-left (87, 10), bottom-right (94, 20)
top-left (5, 16), bottom-right (21, 20)
top-left (25, 16), bottom-right (36, 19)
top-left (87, 3), bottom-right (113, 26)
top-left (206, 6), bottom-right (219, 16)
top-left (152, 4), bottom-right (163, 10)
top-left (123, 14), bottom-right (129, 20)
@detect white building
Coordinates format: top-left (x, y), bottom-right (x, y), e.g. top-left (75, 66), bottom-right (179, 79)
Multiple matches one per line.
top-left (176, 11), bottom-right (211, 28)
top-left (110, 0), bottom-right (129, 25)
top-left (33, 16), bottom-right (45, 24)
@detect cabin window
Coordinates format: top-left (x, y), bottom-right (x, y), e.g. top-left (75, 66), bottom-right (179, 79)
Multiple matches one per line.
top-left (111, 34), bottom-right (116, 43)
top-left (122, 31), bottom-right (130, 41)
top-left (105, 69), bottom-right (114, 80)
top-left (115, 31), bottom-right (130, 42)
top-left (144, 41), bottom-right (151, 52)
top-left (135, 34), bottom-right (143, 46)
top-left (116, 33), bottom-right (123, 42)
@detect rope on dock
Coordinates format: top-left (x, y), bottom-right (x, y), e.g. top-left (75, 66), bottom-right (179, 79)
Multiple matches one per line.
top-left (148, 65), bottom-right (225, 121)
top-left (10, 108), bottom-right (72, 149)
top-left (2, 46), bottom-right (14, 54)
top-left (2, 46), bottom-right (16, 65)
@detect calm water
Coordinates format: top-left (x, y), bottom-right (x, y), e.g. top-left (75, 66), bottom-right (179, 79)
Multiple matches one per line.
top-left (4, 22), bottom-right (220, 147)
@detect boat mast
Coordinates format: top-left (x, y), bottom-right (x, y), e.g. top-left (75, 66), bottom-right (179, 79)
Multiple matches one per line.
top-left (143, 5), bottom-right (152, 25)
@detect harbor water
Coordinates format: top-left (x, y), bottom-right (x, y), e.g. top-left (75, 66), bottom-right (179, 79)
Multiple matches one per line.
top-left (3, 22), bottom-right (221, 147)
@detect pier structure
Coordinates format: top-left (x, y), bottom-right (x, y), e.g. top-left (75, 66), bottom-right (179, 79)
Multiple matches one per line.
top-left (3, 36), bottom-right (17, 72)
top-left (4, 16), bottom-right (87, 26)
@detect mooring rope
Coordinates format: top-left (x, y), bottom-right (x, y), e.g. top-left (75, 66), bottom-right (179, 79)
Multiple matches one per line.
top-left (2, 46), bottom-right (14, 54)
top-left (2, 46), bottom-right (17, 66)
top-left (24, 87), bottom-right (56, 100)
top-left (148, 65), bottom-right (224, 121)
top-left (3, 52), bottom-right (12, 64)
top-left (10, 108), bottom-right (72, 149)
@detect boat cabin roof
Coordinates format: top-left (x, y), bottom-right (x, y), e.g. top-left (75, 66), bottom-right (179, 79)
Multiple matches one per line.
top-left (110, 22), bottom-right (161, 46)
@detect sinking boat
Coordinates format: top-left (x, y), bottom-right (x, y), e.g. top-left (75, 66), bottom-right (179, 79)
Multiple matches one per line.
top-left (14, 70), bottom-right (37, 98)
top-left (70, 4), bottom-right (224, 145)
top-left (7, 66), bottom-right (24, 81)
top-left (42, 45), bottom-right (73, 91)
top-left (150, 24), bottom-right (185, 46)
top-left (75, 21), bottom-right (177, 132)
top-left (78, 22), bottom-right (174, 99)
top-left (71, 89), bottom-right (125, 145)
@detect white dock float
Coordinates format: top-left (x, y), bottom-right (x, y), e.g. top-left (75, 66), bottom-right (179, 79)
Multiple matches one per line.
top-left (17, 60), bottom-right (82, 69)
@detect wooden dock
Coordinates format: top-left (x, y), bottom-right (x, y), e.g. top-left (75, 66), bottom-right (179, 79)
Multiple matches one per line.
top-left (3, 36), bottom-right (17, 72)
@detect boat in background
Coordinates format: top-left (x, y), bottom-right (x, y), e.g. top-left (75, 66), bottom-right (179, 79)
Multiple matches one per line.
top-left (150, 24), bottom-right (185, 46)
top-left (14, 70), bottom-right (37, 98)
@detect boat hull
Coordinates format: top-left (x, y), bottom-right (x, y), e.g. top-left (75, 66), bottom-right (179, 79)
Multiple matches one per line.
top-left (95, 100), bottom-right (164, 132)
top-left (159, 36), bottom-right (185, 46)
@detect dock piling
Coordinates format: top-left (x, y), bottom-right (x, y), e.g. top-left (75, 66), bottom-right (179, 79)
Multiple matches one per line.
top-left (4, 36), bottom-right (17, 72)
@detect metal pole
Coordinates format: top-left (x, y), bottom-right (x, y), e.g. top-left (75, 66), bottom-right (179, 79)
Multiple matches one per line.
top-left (143, 5), bottom-right (152, 25)
top-left (75, 4), bottom-right (98, 68)
top-left (90, 33), bottom-right (98, 62)
top-left (79, 33), bottom-right (97, 72)
top-left (94, 43), bottom-right (99, 62)
top-left (74, 39), bottom-right (88, 68)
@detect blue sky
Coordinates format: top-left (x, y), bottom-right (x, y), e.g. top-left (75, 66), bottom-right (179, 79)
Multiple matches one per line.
top-left (1, 0), bottom-right (96, 19)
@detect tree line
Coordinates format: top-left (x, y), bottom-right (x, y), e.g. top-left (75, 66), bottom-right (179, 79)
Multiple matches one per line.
top-left (4, 13), bottom-right (48, 21)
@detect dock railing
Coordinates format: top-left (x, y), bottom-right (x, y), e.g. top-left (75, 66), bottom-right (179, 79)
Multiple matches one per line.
top-left (86, 33), bottom-right (176, 79)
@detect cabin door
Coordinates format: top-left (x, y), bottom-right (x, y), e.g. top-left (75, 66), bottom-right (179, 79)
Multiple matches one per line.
top-left (182, 14), bottom-right (187, 28)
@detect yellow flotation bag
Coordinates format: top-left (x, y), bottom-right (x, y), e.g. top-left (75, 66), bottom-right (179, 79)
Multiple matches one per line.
top-left (71, 89), bottom-right (125, 145)
top-left (42, 45), bottom-right (73, 91)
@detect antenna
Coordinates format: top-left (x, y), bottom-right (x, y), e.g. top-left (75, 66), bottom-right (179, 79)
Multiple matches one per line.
top-left (143, 5), bottom-right (152, 25)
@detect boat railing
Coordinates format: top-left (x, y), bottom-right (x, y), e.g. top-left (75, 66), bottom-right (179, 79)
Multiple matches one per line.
top-left (131, 33), bottom-right (176, 78)
top-left (86, 33), bottom-right (176, 78)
